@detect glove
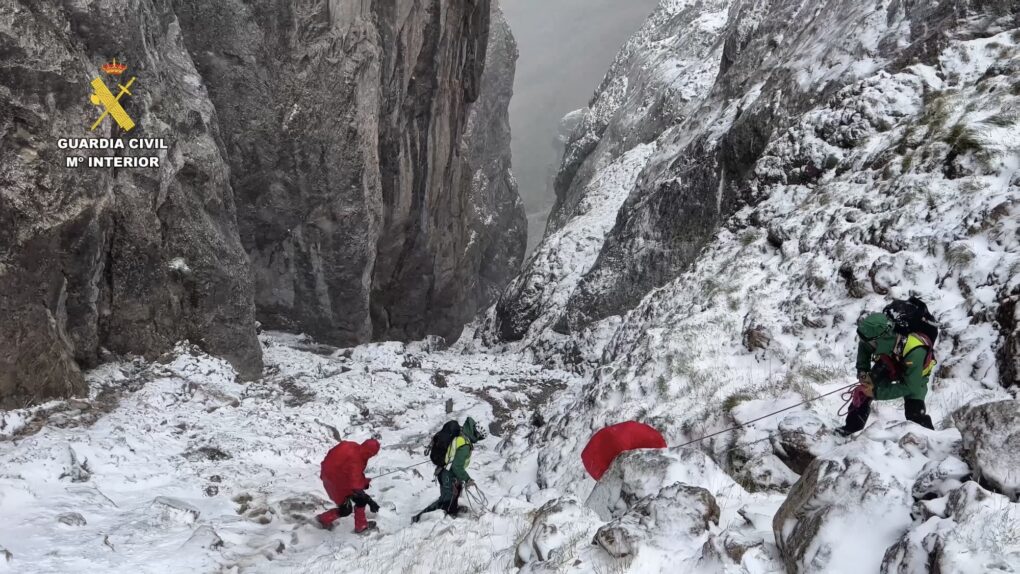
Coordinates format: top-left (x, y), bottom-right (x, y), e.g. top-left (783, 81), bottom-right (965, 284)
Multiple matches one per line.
top-left (857, 371), bottom-right (871, 384)
top-left (465, 480), bottom-right (476, 489)
top-left (861, 381), bottom-right (874, 398)
top-left (368, 500), bottom-right (380, 513)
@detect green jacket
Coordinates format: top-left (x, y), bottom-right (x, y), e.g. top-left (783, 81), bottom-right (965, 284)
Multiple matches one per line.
top-left (447, 439), bottom-right (472, 482)
top-left (856, 313), bottom-right (931, 401)
top-left (446, 416), bottom-right (482, 482)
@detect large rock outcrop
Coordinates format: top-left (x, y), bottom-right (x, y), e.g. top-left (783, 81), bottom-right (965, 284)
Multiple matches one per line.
top-left (0, 0), bottom-right (525, 407)
top-left (954, 399), bottom-right (1020, 499)
top-left (1, 0), bottom-right (263, 408)
top-left (773, 426), bottom-right (965, 574)
top-left (882, 481), bottom-right (1020, 573)
top-left (173, 0), bottom-right (526, 345)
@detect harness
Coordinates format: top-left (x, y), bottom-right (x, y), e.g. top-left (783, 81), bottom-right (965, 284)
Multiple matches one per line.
top-left (895, 332), bottom-right (937, 377)
top-left (445, 436), bottom-right (471, 469)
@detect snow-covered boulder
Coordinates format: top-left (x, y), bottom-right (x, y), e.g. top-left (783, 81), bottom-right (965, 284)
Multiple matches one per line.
top-left (273, 494), bottom-right (329, 523)
top-left (882, 481), bottom-right (1020, 574)
top-left (180, 525), bottom-right (224, 552)
top-left (150, 496), bottom-right (201, 526)
top-left (912, 455), bottom-right (971, 500)
top-left (585, 447), bottom-right (737, 521)
top-left (771, 411), bottom-right (841, 475)
top-left (954, 399), bottom-right (1020, 499)
top-left (514, 498), bottom-right (600, 567)
top-left (57, 512), bottom-right (87, 527)
top-left (593, 482), bottom-right (719, 559)
top-left (773, 435), bottom-right (936, 574)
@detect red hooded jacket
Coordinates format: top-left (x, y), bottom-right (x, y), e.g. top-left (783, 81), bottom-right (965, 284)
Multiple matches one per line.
top-left (320, 439), bottom-right (380, 504)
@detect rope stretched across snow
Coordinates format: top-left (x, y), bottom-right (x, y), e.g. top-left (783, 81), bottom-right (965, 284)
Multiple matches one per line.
top-left (371, 459), bottom-right (432, 480)
top-left (367, 383), bottom-right (859, 481)
top-left (672, 382), bottom-right (858, 449)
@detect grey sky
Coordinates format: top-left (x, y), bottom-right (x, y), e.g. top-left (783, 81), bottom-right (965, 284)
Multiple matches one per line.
top-left (501, 0), bottom-right (660, 251)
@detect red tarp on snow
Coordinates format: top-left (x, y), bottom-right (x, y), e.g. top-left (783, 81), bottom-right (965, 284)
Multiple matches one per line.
top-left (581, 421), bottom-right (667, 480)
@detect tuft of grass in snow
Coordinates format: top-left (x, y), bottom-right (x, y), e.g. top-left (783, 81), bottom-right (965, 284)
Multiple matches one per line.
top-left (656, 375), bottom-right (670, 397)
top-left (947, 242), bottom-right (976, 268)
top-left (920, 92), bottom-right (952, 136)
top-left (722, 392), bottom-right (754, 413)
top-left (983, 110), bottom-right (1019, 128)
top-left (901, 153), bottom-right (914, 172)
top-left (798, 363), bottom-right (843, 384)
top-left (944, 122), bottom-right (984, 155)
top-left (593, 556), bottom-right (634, 574)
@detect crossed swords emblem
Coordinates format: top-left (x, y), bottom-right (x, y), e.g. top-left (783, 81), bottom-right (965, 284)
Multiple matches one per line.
top-left (90, 74), bottom-right (136, 132)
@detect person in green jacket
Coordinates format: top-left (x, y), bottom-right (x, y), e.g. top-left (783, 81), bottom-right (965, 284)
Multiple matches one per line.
top-left (412, 417), bottom-right (485, 522)
top-left (838, 312), bottom-right (936, 436)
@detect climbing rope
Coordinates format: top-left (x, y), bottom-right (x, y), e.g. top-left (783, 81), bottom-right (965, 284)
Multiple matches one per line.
top-left (462, 483), bottom-right (490, 516)
top-left (837, 388), bottom-right (855, 417)
top-left (371, 460), bottom-right (432, 480)
top-left (673, 382), bottom-right (858, 449)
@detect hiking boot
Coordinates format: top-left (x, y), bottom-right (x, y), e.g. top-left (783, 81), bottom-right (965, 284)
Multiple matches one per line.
top-left (316, 518), bottom-right (335, 531)
top-left (315, 510), bottom-right (339, 531)
top-left (355, 521), bottom-right (377, 534)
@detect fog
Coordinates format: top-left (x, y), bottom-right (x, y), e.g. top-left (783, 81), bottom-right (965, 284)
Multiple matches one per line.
top-left (501, 0), bottom-right (660, 251)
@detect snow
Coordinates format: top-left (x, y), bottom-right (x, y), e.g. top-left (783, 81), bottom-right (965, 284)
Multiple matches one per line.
top-left (0, 336), bottom-right (580, 573)
top-left (4, 2), bottom-right (1020, 573)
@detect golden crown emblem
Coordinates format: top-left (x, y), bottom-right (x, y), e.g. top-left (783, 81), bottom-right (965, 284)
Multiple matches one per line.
top-left (101, 58), bottom-right (127, 75)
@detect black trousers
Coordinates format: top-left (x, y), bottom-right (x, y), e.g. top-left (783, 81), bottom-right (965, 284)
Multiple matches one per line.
top-left (843, 397), bottom-right (934, 433)
top-left (338, 489), bottom-right (377, 516)
top-left (416, 469), bottom-right (462, 518)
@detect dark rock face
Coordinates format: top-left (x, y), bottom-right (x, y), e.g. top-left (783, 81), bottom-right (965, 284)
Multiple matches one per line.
top-left (1, 0), bottom-right (262, 408)
top-left (998, 293), bottom-right (1019, 388)
top-left (0, 0), bottom-right (523, 407)
top-left (174, 0), bottom-right (525, 346)
top-left (490, 0), bottom-right (733, 345)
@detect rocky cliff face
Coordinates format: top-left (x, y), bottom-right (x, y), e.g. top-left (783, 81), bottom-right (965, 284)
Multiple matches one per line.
top-left (0, 0), bottom-right (524, 407)
top-left (487, 0), bottom-right (1019, 348)
top-left (173, 0), bottom-right (525, 345)
top-left (0, 0), bottom-right (262, 408)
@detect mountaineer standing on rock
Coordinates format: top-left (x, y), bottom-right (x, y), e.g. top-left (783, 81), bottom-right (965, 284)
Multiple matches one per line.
top-left (838, 298), bottom-right (939, 436)
top-left (316, 438), bottom-right (382, 534)
top-left (413, 417), bottom-right (485, 522)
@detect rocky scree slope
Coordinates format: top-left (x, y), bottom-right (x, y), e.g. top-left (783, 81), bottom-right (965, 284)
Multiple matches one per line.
top-left (472, 0), bottom-right (1020, 572)
top-left (0, 0), bottom-right (525, 408)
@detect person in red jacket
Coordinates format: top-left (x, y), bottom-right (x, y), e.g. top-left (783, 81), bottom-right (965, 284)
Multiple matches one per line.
top-left (316, 438), bottom-right (381, 533)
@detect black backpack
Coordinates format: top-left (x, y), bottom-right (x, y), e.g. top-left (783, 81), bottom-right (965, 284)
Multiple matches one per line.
top-left (883, 297), bottom-right (939, 344)
top-left (426, 421), bottom-right (461, 467)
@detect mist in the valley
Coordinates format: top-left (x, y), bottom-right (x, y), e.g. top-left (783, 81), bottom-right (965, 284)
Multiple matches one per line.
top-left (501, 0), bottom-right (660, 252)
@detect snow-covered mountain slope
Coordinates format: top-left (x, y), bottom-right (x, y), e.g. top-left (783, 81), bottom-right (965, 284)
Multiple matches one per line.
top-left (3, 1), bottom-right (1020, 573)
top-left (482, 0), bottom-right (733, 358)
top-left (0, 334), bottom-right (579, 573)
top-left (476, 0), bottom-right (1020, 572)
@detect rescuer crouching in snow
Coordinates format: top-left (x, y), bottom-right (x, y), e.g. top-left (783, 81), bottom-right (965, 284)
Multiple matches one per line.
top-left (838, 304), bottom-right (938, 436)
top-left (316, 438), bottom-right (381, 534)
